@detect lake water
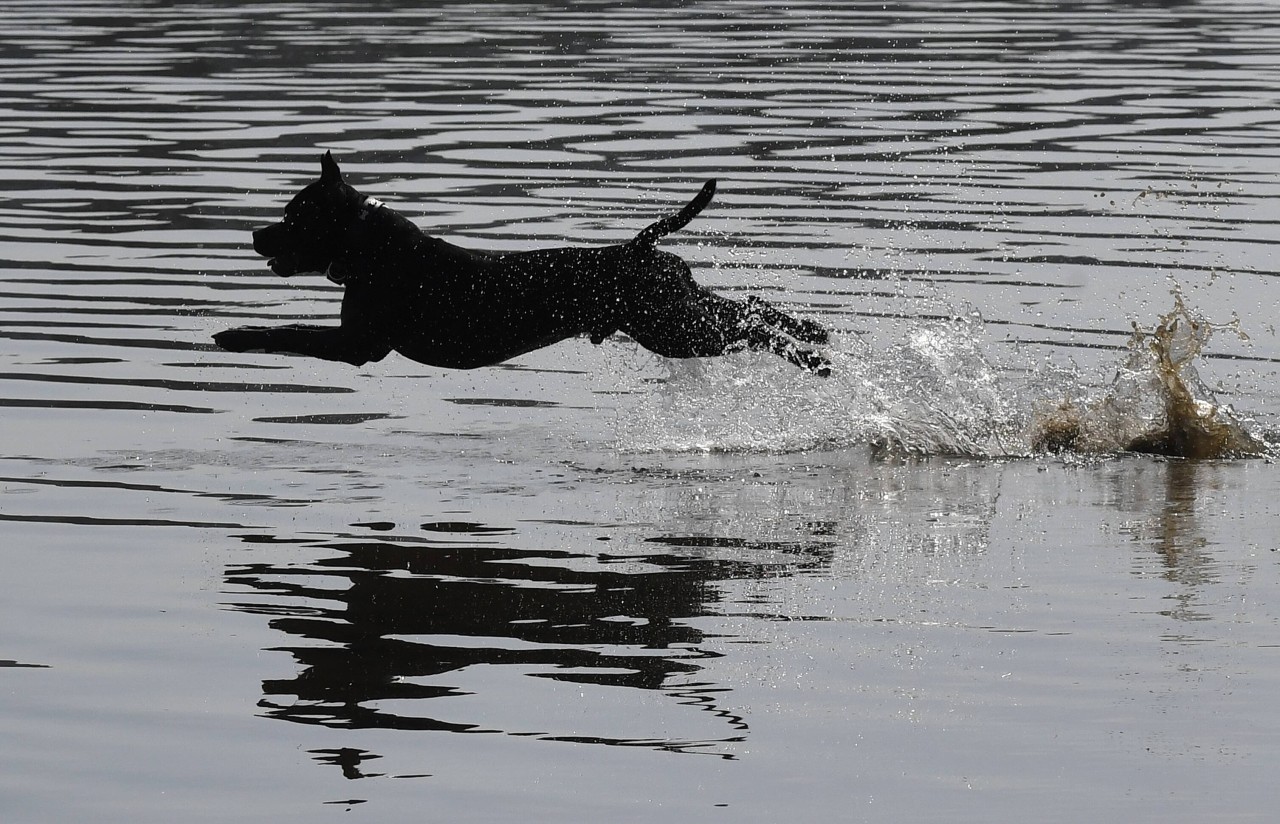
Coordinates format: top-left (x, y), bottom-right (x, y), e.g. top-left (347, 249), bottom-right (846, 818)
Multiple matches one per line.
top-left (3, 1), bottom-right (1280, 822)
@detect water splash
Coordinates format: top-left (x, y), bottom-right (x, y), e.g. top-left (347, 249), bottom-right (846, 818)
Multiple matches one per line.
top-left (615, 308), bottom-right (1027, 456)
top-left (615, 292), bottom-right (1271, 460)
top-left (1029, 291), bottom-right (1269, 459)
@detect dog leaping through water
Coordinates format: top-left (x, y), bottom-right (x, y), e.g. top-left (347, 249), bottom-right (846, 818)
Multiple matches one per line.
top-left (214, 153), bottom-right (831, 375)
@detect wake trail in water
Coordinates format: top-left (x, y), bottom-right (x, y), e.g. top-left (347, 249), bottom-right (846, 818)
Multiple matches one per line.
top-left (616, 291), bottom-right (1273, 460)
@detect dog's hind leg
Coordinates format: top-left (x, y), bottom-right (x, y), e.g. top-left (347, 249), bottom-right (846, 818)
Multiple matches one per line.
top-left (745, 296), bottom-right (829, 345)
top-left (621, 290), bottom-right (830, 375)
top-left (739, 316), bottom-right (832, 375)
top-left (214, 324), bottom-right (391, 366)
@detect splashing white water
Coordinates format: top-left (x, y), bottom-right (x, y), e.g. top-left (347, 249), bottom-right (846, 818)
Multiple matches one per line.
top-left (615, 292), bottom-right (1270, 460)
top-left (615, 308), bottom-right (1028, 456)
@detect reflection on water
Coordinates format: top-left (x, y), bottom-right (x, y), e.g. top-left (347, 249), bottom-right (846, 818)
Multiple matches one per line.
top-left (225, 524), bottom-right (833, 756)
top-left (1113, 460), bottom-right (1223, 623)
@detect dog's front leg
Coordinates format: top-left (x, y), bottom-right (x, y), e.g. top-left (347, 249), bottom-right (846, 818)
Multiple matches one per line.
top-left (213, 324), bottom-right (391, 366)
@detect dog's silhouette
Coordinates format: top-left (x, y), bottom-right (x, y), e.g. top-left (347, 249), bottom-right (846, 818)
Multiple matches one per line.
top-left (215, 154), bottom-right (830, 374)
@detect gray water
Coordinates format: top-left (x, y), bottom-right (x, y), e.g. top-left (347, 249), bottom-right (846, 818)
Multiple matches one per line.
top-left (3, 2), bottom-right (1280, 822)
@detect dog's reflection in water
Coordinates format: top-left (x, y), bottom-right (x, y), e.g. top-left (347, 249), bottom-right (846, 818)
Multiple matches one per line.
top-left (223, 528), bottom-right (837, 748)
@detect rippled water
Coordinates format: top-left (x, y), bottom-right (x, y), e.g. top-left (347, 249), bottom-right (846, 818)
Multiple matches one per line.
top-left (3, 2), bottom-right (1280, 822)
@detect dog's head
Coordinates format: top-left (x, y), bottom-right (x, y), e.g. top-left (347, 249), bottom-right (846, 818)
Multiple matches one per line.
top-left (252, 152), bottom-right (368, 281)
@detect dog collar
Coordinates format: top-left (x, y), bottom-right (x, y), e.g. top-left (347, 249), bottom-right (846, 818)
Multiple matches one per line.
top-left (357, 196), bottom-right (384, 220)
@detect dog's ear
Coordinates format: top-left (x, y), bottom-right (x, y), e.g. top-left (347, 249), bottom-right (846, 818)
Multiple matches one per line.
top-left (319, 151), bottom-right (343, 184)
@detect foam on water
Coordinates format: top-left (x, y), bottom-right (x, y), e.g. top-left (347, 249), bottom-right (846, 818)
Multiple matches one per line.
top-left (616, 291), bottom-right (1272, 460)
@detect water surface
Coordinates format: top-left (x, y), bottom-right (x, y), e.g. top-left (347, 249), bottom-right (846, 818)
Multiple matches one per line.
top-left (2, 2), bottom-right (1280, 822)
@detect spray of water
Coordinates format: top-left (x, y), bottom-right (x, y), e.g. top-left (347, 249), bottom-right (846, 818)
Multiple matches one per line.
top-left (1028, 289), bottom-right (1268, 459)
top-left (615, 290), bottom-right (1271, 460)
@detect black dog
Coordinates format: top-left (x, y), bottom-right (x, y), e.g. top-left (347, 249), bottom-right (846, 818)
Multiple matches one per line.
top-left (214, 154), bottom-right (830, 374)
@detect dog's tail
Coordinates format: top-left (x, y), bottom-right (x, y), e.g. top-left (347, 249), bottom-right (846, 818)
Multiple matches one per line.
top-left (630, 180), bottom-right (716, 249)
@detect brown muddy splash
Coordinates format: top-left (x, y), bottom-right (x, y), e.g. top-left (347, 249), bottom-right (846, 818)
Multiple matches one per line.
top-left (1031, 293), bottom-right (1268, 459)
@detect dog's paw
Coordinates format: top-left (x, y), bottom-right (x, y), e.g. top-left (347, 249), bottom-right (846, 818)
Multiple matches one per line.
top-left (213, 327), bottom-right (269, 353)
top-left (790, 346), bottom-right (832, 377)
top-left (806, 354), bottom-right (832, 378)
